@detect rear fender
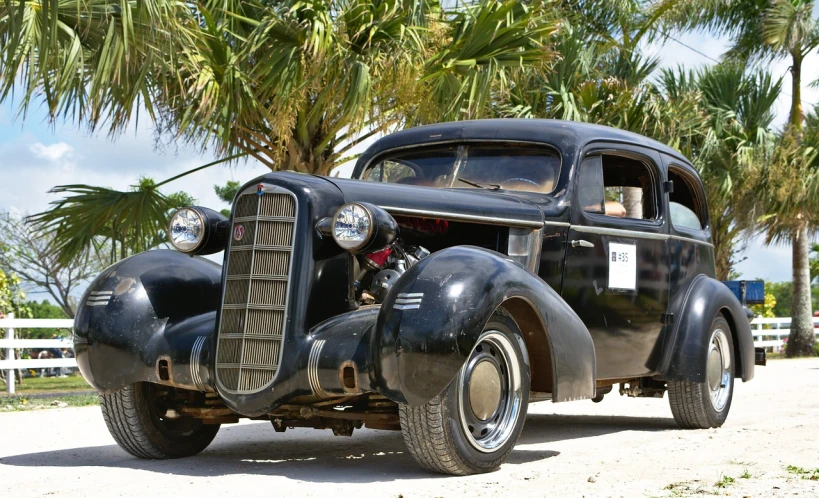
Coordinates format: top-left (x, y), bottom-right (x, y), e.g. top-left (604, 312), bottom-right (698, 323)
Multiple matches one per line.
top-left (371, 246), bottom-right (596, 406)
top-left (661, 275), bottom-right (755, 383)
top-left (73, 250), bottom-right (221, 393)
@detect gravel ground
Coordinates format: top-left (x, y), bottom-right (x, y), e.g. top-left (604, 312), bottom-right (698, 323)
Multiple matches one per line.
top-left (0, 358), bottom-right (817, 498)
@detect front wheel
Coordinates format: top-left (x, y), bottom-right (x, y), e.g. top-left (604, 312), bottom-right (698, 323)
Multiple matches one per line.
top-left (668, 315), bottom-right (735, 429)
top-left (100, 382), bottom-right (220, 459)
top-left (399, 311), bottom-right (530, 475)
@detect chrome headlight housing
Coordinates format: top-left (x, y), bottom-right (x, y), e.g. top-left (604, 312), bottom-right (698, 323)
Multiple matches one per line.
top-left (331, 202), bottom-right (398, 253)
top-left (332, 203), bottom-right (372, 251)
top-left (168, 206), bottom-right (229, 255)
top-left (169, 208), bottom-right (205, 253)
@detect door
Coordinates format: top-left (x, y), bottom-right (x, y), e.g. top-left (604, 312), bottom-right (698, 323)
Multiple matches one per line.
top-left (561, 146), bottom-right (670, 380)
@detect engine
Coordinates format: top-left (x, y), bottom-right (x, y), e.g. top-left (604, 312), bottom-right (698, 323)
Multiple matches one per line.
top-left (355, 243), bottom-right (431, 305)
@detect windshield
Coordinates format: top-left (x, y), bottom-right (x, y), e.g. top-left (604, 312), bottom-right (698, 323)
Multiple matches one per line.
top-left (360, 144), bottom-right (561, 194)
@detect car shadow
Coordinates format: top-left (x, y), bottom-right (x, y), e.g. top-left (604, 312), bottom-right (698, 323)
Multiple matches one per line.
top-left (519, 413), bottom-right (677, 445)
top-left (0, 413), bottom-right (673, 482)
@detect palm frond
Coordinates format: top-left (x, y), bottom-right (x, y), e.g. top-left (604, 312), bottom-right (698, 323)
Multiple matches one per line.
top-left (27, 179), bottom-right (192, 265)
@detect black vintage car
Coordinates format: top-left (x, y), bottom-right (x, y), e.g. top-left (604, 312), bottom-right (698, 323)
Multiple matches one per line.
top-left (74, 119), bottom-right (764, 475)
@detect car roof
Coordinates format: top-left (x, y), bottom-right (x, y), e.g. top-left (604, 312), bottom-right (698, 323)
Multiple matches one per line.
top-left (353, 119), bottom-right (693, 173)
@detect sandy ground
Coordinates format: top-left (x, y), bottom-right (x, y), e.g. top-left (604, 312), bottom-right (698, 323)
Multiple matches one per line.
top-left (0, 359), bottom-right (817, 498)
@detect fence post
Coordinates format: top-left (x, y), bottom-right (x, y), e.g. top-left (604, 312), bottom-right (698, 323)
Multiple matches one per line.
top-left (5, 312), bottom-right (14, 395)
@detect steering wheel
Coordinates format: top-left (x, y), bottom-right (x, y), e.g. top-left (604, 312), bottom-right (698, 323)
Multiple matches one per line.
top-left (403, 162), bottom-right (426, 181)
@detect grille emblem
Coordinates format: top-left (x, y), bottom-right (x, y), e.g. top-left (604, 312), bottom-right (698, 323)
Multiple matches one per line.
top-left (233, 225), bottom-right (245, 241)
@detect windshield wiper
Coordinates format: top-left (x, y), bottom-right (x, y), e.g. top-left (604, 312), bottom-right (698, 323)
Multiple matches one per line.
top-left (458, 178), bottom-right (500, 190)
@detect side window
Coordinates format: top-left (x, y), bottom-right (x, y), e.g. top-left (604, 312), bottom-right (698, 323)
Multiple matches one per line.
top-left (581, 153), bottom-right (657, 220)
top-left (668, 167), bottom-right (705, 230)
top-left (578, 155), bottom-right (605, 213)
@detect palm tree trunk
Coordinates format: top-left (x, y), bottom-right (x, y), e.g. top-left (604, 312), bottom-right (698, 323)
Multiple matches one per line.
top-left (622, 187), bottom-right (643, 219)
top-left (789, 53), bottom-right (803, 131)
top-left (787, 223), bottom-right (815, 357)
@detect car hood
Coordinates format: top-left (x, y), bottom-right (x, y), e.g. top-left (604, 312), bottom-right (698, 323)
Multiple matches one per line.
top-left (324, 177), bottom-right (555, 228)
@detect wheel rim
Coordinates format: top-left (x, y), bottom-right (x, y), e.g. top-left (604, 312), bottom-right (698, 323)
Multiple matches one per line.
top-left (706, 328), bottom-right (732, 412)
top-left (458, 331), bottom-right (523, 453)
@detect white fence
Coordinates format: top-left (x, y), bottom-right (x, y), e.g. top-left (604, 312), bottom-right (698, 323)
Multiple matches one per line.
top-left (750, 316), bottom-right (819, 353)
top-left (1, 315), bottom-right (76, 394)
top-left (1, 315), bottom-right (818, 394)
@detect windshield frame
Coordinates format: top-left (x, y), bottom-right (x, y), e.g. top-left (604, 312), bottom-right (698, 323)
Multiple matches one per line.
top-left (358, 140), bottom-right (564, 195)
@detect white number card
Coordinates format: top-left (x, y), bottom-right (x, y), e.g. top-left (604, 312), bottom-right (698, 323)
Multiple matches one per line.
top-left (608, 242), bottom-right (637, 290)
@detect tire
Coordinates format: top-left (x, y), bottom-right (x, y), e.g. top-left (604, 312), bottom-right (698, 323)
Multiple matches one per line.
top-left (399, 311), bottom-right (530, 475)
top-left (668, 315), bottom-right (735, 429)
top-left (100, 382), bottom-right (220, 459)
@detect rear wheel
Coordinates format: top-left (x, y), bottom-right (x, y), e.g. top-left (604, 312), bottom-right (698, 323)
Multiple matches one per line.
top-left (399, 312), bottom-right (530, 475)
top-left (668, 315), bottom-right (735, 429)
top-left (100, 382), bottom-right (220, 459)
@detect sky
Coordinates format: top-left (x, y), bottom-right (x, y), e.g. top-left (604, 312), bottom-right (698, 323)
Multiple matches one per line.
top-left (1, 31), bottom-right (817, 291)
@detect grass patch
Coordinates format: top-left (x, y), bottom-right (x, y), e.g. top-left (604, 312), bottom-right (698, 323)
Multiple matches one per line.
top-left (0, 393), bottom-right (98, 412)
top-left (657, 481), bottom-right (707, 497)
top-left (715, 475), bottom-right (735, 488)
top-left (739, 468), bottom-right (753, 479)
top-left (0, 374), bottom-right (91, 394)
top-left (786, 465), bottom-right (819, 480)
top-left (765, 351), bottom-right (819, 360)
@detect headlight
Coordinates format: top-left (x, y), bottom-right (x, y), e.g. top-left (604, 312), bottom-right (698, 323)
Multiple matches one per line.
top-left (333, 203), bottom-right (372, 251)
top-left (168, 208), bottom-right (205, 253)
top-left (331, 202), bottom-right (398, 253)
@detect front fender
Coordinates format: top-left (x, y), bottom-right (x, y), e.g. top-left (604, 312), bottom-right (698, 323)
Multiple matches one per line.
top-left (662, 275), bottom-right (755, 383)
top-left (73, 250), bottom-right (221, 393)
top-left (371, 246), bottom-right (596, 406)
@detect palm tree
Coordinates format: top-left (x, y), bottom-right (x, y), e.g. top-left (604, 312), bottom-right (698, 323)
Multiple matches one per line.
top-left (0, 0), bottom-right (556, 175)
top-left (2, 0), bottom-right (557, 266)
top-left (672, 0), bottom-right (819, 356)
top-left (750, 110), bottom-right (819, 355)
top-left (659, 64), bottom-right (781, 279)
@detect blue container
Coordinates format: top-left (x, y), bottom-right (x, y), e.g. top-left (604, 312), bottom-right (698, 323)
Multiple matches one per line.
top-left (722, 280), bottom-right (765, 305)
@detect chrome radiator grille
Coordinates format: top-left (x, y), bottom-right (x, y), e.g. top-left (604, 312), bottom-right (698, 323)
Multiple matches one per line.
top-left (215, 188), bottom-right (296, 394)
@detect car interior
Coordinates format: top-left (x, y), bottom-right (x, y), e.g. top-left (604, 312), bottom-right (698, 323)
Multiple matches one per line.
top-left (580, 153), bottom-right (657, 220)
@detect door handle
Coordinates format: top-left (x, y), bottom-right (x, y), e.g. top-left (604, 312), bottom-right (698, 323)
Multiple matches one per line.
top-left (572, 239), bottom-right (595, 248)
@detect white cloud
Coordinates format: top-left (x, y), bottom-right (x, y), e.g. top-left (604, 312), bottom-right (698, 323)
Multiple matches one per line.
top-left (0, 131), bottom-right (267, 217)
top-left (29, 141), bottom-right (74, 162)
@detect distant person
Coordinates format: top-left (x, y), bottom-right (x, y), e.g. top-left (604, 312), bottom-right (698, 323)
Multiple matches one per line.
top-left (48, 334), bottom-right (64, 377)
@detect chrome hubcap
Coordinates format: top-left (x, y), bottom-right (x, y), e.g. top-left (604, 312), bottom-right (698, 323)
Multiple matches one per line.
top-left (468, 360), bottom-right (503, 421)
top-left (707, 328), bottom-right (732, 412)
top-left (458, 331), bottom-right (523, 453)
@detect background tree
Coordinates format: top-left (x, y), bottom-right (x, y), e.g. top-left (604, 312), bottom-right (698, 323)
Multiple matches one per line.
top-left (214, 181), bottom-right (242, 217)
top-left (0, 270), bottom-right (29, 319)
top-left (749, 112), bottom-right (819, 355)
top-left (671, 0), bottom-right (819, 356)
top-left (18, 300), bottom-right (71, 340)
top-left (0, 0), bottom-right (557, 175)
top-left (0, 213), bottom-right (103, 318)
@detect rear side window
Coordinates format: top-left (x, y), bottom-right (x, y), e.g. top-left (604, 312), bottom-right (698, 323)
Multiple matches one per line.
top-left (668, 167), bottom-right (706, 230)
top-left (580, 153), bottom-right (658, 220)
